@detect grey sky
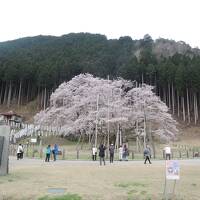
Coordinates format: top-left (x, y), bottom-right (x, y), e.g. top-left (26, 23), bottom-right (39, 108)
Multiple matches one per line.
top-left (0, 0), bottom-right (199, 48)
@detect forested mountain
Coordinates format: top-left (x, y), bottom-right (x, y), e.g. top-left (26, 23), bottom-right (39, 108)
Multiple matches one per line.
top-left (0, 33), bottom-right (200, 124)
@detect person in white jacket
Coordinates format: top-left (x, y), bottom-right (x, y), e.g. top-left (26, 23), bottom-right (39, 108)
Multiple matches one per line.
top-left (164, 145), bottom-right (171, 160)
top-left (92, 145), bottom-right (97, 161)
top-left (119, 145), bottom-right (123, 161)
top-left (17, 144), bottom-right (23, 160)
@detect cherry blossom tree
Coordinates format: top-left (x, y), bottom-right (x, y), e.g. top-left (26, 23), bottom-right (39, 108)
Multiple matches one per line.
top-left (33, 73), bottom-right (178, 149)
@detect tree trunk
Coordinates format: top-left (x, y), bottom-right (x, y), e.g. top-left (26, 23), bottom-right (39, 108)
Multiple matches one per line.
top-left (196, 93), bottom-right (199, 121)
top-left (12, 85), bottom-right (17, 104)
top-left (143, 107), bottom-right (147, 148)
top-left (194, 93), bottom-right (197, 124)
top-left (186, 88), bottom-right (190, 124)
top-left (177, 91), bottom-right (180, 117)
top-left (26, 81), bottom-right (30, 103)
top-left (172, 83), bottom-right (175, 114)
top-left (18, 80), bottom-right (22, 106)
top-left (168, 83), bottom-right (171, 109)
top-left (107, 74), bottom-right (110, 150)
top-left (7, 81), bottom-right (12, 108)
top-left (3, 82), bottom-right (8, 105)
top-left (40, 89), bottom-right (44, 109)
top-left (119, 124), bottom-right (122, 146)
top-left (115, 127), bottom-right (119, 150)
top-left (0, 83), bottom-right (4, 104)
top-left (141, 73), bottom-right (144, 84)
top-left (94, 94), bottom-right (99, 148)
top-left (194, 93), bottom-right (198, 124)
top-left (182, 96), bottom-right (186, 122)
top-left (163, 87), bottom-right (167, 103)
top-left (43, 87), bottom-right (47, 110)
top-left (148, 121), bottom-right (156, 158)
top-left (154, 73), bottom-right (157, 94)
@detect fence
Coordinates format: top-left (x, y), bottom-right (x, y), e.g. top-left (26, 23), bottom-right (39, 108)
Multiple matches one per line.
top-left (9, 144), bottom-right (200, 161)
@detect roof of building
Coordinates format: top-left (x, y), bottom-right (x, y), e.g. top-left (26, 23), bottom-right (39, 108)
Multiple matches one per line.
top-left (0, 111), bottom-right (22, 118)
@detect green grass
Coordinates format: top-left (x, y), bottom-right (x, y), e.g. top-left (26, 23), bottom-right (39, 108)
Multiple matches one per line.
top-left (0, 173), bottom-right (24, 183)
top-left (115, 182), bottom-right (146, 188)
top-left (38, 194), bottom-right (82, 200)
top-left (115, 182), bottom-right (150, 200)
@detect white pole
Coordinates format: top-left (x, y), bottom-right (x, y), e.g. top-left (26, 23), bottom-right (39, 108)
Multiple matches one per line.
top-left (143, 102), bottom-right (147, 148)
top-left (119, 89), bottom-right (122, 146)
top-left (119, 124), bottom-right (122, 146)
top-left (95, 94), bottom-right (99, 148)
top-left (107, 75), bottom-right (110, 149)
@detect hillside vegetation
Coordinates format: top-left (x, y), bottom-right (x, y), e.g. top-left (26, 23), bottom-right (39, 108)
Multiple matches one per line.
top-left (1, 33), bottom-right (200, 125)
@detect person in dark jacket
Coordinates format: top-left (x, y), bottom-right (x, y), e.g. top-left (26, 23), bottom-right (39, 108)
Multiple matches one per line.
top-left (52, 144), bottom-right (59, 161)
top-left (144, 146), bottom-right (152, 164)
top-left (122, 144), bottom-right (129, 161)
top-left (109, 144), bottom-right (115, 163)
top-left (99, 144), bottom-right (106, 166)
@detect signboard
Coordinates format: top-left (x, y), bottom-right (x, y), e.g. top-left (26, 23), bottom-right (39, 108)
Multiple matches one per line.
top-left (30, 138), bottom-right (37, 143)
top-left (166, 160), bottom-right (180, 180)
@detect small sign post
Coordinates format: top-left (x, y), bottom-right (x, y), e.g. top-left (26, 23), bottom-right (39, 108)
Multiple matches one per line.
top-left (164, 160), bottom-right (180, 200)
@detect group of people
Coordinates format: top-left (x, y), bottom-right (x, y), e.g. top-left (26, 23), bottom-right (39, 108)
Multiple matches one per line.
top-left (92, 143), bottom-right (129, 166)
top-left (17, 143), bottom-right (59, 162)
top-left (16, 142), bottom-right (171, 164)
top-left (92, 143), bottom-right (172, 166)
top-left (119, 144), bottom-right (129, 161)
top-left (45, 144), bottom-right (59, 162)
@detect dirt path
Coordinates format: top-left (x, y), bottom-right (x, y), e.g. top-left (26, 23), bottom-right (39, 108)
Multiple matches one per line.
top-left (9, 156), bottom-right (200, 167)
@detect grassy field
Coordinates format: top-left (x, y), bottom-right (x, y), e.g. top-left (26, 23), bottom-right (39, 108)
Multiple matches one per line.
top-left (0, 158), bottom-right (200, 200)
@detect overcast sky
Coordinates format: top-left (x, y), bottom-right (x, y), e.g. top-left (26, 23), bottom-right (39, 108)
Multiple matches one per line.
top-left (0, 0), bottom-right (199, 48)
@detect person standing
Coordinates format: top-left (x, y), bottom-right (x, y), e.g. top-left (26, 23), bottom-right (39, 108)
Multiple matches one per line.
top-left (144, 146), bottom-right (152, 164)
top-left (164, 145), bottom-right (171, 160)
top-left (119, 145), bottom-right (123, 161)
top-left (147, 145), bottom-right (152, 159)
top-left (20, 145), bottom-right (24, 159)
top-left (123, 144), bottom-right (129, 161)
top-left (52, 144), bottom-right (59, 161)
top-left (109, 144), bottom-right (115, 163)
top-left (99, 144), bottom-right (106, 166)
top-left (17, 144), bottom-right (23, 160)
top-left (92, 145), bottom-right (97, 161)
top-left (45, 145), bottom-right (51, 162)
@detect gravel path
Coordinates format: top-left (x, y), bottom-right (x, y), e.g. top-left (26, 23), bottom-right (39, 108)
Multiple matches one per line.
top-left (9, 156), bottom-right (200, 168)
